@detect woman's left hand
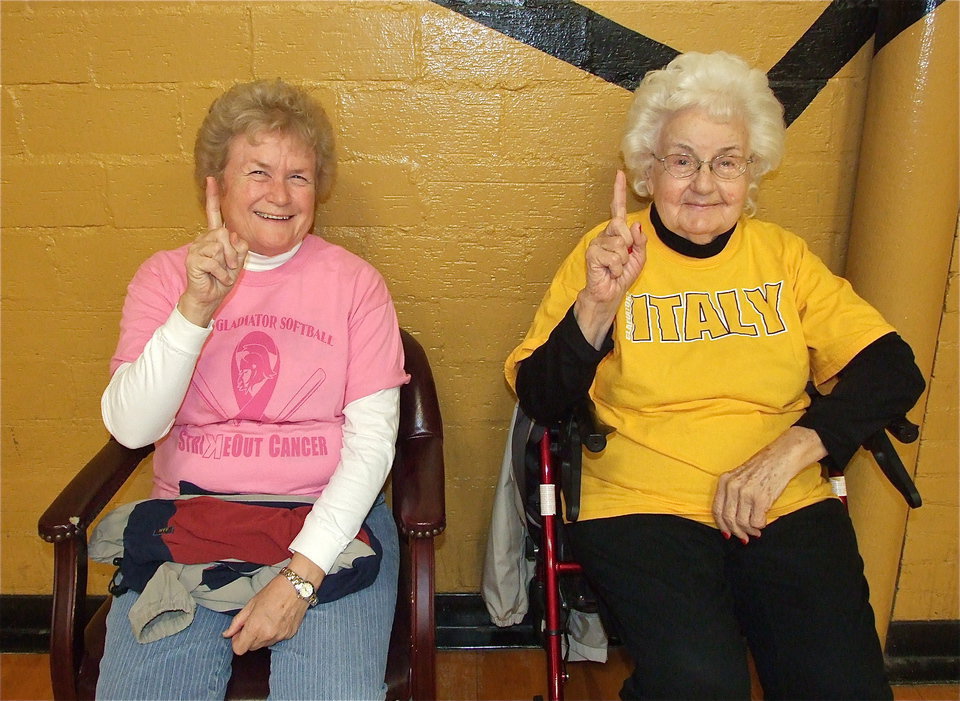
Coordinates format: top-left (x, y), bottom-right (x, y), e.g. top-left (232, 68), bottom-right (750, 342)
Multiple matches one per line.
top-left (712, 426), bottom-right (827, 543)
top-left (222, 576), bottom-right (310, 654)
top-left (223, 553), bottom-right (325, 654)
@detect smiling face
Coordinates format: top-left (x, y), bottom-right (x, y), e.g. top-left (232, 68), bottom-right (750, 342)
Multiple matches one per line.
top-left (219, 131), bottom-right (318, 256)
top-left (646, 108), bottom-right (751, 244)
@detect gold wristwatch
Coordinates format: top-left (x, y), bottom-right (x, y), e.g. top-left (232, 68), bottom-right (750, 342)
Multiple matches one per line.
top-left (279, 566), bottom-right (319, 607)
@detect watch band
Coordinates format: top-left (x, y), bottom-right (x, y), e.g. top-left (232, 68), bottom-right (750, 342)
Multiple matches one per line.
top-left (279, 566), bottom-right (319, 607)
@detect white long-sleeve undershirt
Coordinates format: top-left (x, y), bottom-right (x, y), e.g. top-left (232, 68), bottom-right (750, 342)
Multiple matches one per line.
top-left (101, 245), bottom-right (401, 573)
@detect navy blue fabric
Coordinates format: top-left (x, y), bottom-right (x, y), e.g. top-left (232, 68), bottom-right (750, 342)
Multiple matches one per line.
top-left (178, 481), bottom-right (309, 509)
top-left (119, 500), bottom-right (177, 592)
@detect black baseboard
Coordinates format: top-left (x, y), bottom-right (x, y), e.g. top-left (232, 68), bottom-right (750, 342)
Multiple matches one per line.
top-left (436, 593), bottom-right (540, 649)
top-left (885, 619), bottom-right (960, 684)
top-left (3, 594), bottom-right (957, 683)
top-left (0, 594), bottom-right (106, 653)
top-left (1, 594), bottom-right (52, 652)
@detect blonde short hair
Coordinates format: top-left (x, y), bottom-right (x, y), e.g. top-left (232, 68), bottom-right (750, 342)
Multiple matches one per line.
top-left (194, 79), bottom-right (336, 203)
top-left (621, 52), bottom-right (785, 216)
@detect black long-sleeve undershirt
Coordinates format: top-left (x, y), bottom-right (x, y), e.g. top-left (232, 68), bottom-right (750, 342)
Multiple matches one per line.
top-left (516, 304), bottom-right (613, 425)
top-left (795, 333), bottom-right (924, 467)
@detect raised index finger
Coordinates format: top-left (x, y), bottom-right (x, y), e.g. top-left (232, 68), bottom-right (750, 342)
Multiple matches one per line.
top-left (205, 176), bottom-right (224, 231)
top-left (610, 170), bottom-right (628, 222)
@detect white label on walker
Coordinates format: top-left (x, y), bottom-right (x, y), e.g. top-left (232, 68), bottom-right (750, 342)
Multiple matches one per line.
top-left (540, 484), bottom-right (557, 516)
top-left (829, 475), bottom-right (847, 497)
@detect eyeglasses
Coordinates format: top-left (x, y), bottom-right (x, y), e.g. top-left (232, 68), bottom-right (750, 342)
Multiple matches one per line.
top-left (653, 153), bottom-right (753, 180)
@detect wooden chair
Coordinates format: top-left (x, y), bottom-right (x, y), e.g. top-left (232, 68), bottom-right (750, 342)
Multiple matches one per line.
top-left (38, 328), bottom-right (445, 701)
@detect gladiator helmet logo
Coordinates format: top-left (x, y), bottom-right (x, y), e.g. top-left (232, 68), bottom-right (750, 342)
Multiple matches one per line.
top-left (231, 331), bottom-right (280, 421)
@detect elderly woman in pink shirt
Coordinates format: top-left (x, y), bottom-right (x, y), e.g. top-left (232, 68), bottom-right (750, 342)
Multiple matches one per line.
top-left (98, 79), bottom-right (407, 701)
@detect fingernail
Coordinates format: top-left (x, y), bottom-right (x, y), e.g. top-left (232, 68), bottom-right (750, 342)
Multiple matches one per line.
top-left (740, 537), bottom-right (749, 545)
top-left (722, 531), bottom-right (731, 540)
top-left (627, 246), bottom-right (634, 254)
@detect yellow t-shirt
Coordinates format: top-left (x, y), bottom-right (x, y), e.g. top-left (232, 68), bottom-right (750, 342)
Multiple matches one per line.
top-left (505, 207), bottom-right (895, 526)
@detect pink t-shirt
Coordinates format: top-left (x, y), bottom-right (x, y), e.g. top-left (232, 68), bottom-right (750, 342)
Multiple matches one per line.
top-left (111, 235), bottom-right (409, 498)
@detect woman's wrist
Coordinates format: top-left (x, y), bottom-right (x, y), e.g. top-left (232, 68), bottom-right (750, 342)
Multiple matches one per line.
top-left (287, 551), bottom-right (326, 588)
top-left (176, 293), bottom-right (219, 329)
top-left (771, 425), bottom-right (828, 481)
top-left (574, 292), bottom-right (618, 350)
top-left (787, 425), bottom-right (827, 465)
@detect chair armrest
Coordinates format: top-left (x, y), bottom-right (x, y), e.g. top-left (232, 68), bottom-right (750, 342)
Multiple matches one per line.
top-left (392, 435), bottom-right (445, 538)
top-left (38, 438), bottom-right (154, 543)
top-left (395, 329), bottom-right (445, 539)
top-left (38, 437), bottom-right (153, 701)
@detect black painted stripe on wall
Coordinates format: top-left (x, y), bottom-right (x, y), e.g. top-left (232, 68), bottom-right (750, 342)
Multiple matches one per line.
top-left (430, 0), bottom-right (945, 127)
top-left (767, 1), bottom-right (878, 125)
top-left (430, 0), bottom-right (677, 91)
top-left (875, 0), bottom-right (949, 54)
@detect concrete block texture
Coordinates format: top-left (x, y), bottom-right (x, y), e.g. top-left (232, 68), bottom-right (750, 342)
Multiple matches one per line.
top-left (2, 0), bottom-right (955, 614)
top-left (895, 232), bottom-right (959, 621)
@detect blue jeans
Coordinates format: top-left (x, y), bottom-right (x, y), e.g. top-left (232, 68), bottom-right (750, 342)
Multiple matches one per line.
top-left (97, 494), bottom-right (399, 700)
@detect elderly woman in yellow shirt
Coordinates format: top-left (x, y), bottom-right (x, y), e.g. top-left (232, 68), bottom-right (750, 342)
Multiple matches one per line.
top-left (506, 52), bottom-right (924, 700)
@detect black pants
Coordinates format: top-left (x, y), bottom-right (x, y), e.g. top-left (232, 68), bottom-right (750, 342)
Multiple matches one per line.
top-left (567, 500), bottom-right (892, 701)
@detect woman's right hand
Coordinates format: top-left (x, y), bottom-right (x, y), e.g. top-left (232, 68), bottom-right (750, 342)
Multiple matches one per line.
top-left (177, 177), bottom-right (249, 328)
top-left (574, 170), bottom-right (646, 348)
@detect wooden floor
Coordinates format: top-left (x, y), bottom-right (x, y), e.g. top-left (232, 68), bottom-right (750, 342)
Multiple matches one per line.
top-left (436, 649), bottom-right (959, 701)
top-left (2, 650), bottom-right (957, 700)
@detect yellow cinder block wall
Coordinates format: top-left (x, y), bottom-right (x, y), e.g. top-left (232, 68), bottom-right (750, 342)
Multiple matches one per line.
top-left (2, 1), bottom-right (956, 627)
top-left (894, 230), bottom-right (959, 621)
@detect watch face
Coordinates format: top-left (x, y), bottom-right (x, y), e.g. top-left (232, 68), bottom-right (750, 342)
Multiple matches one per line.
top-left (295, 581), bottom-right (312, 598)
